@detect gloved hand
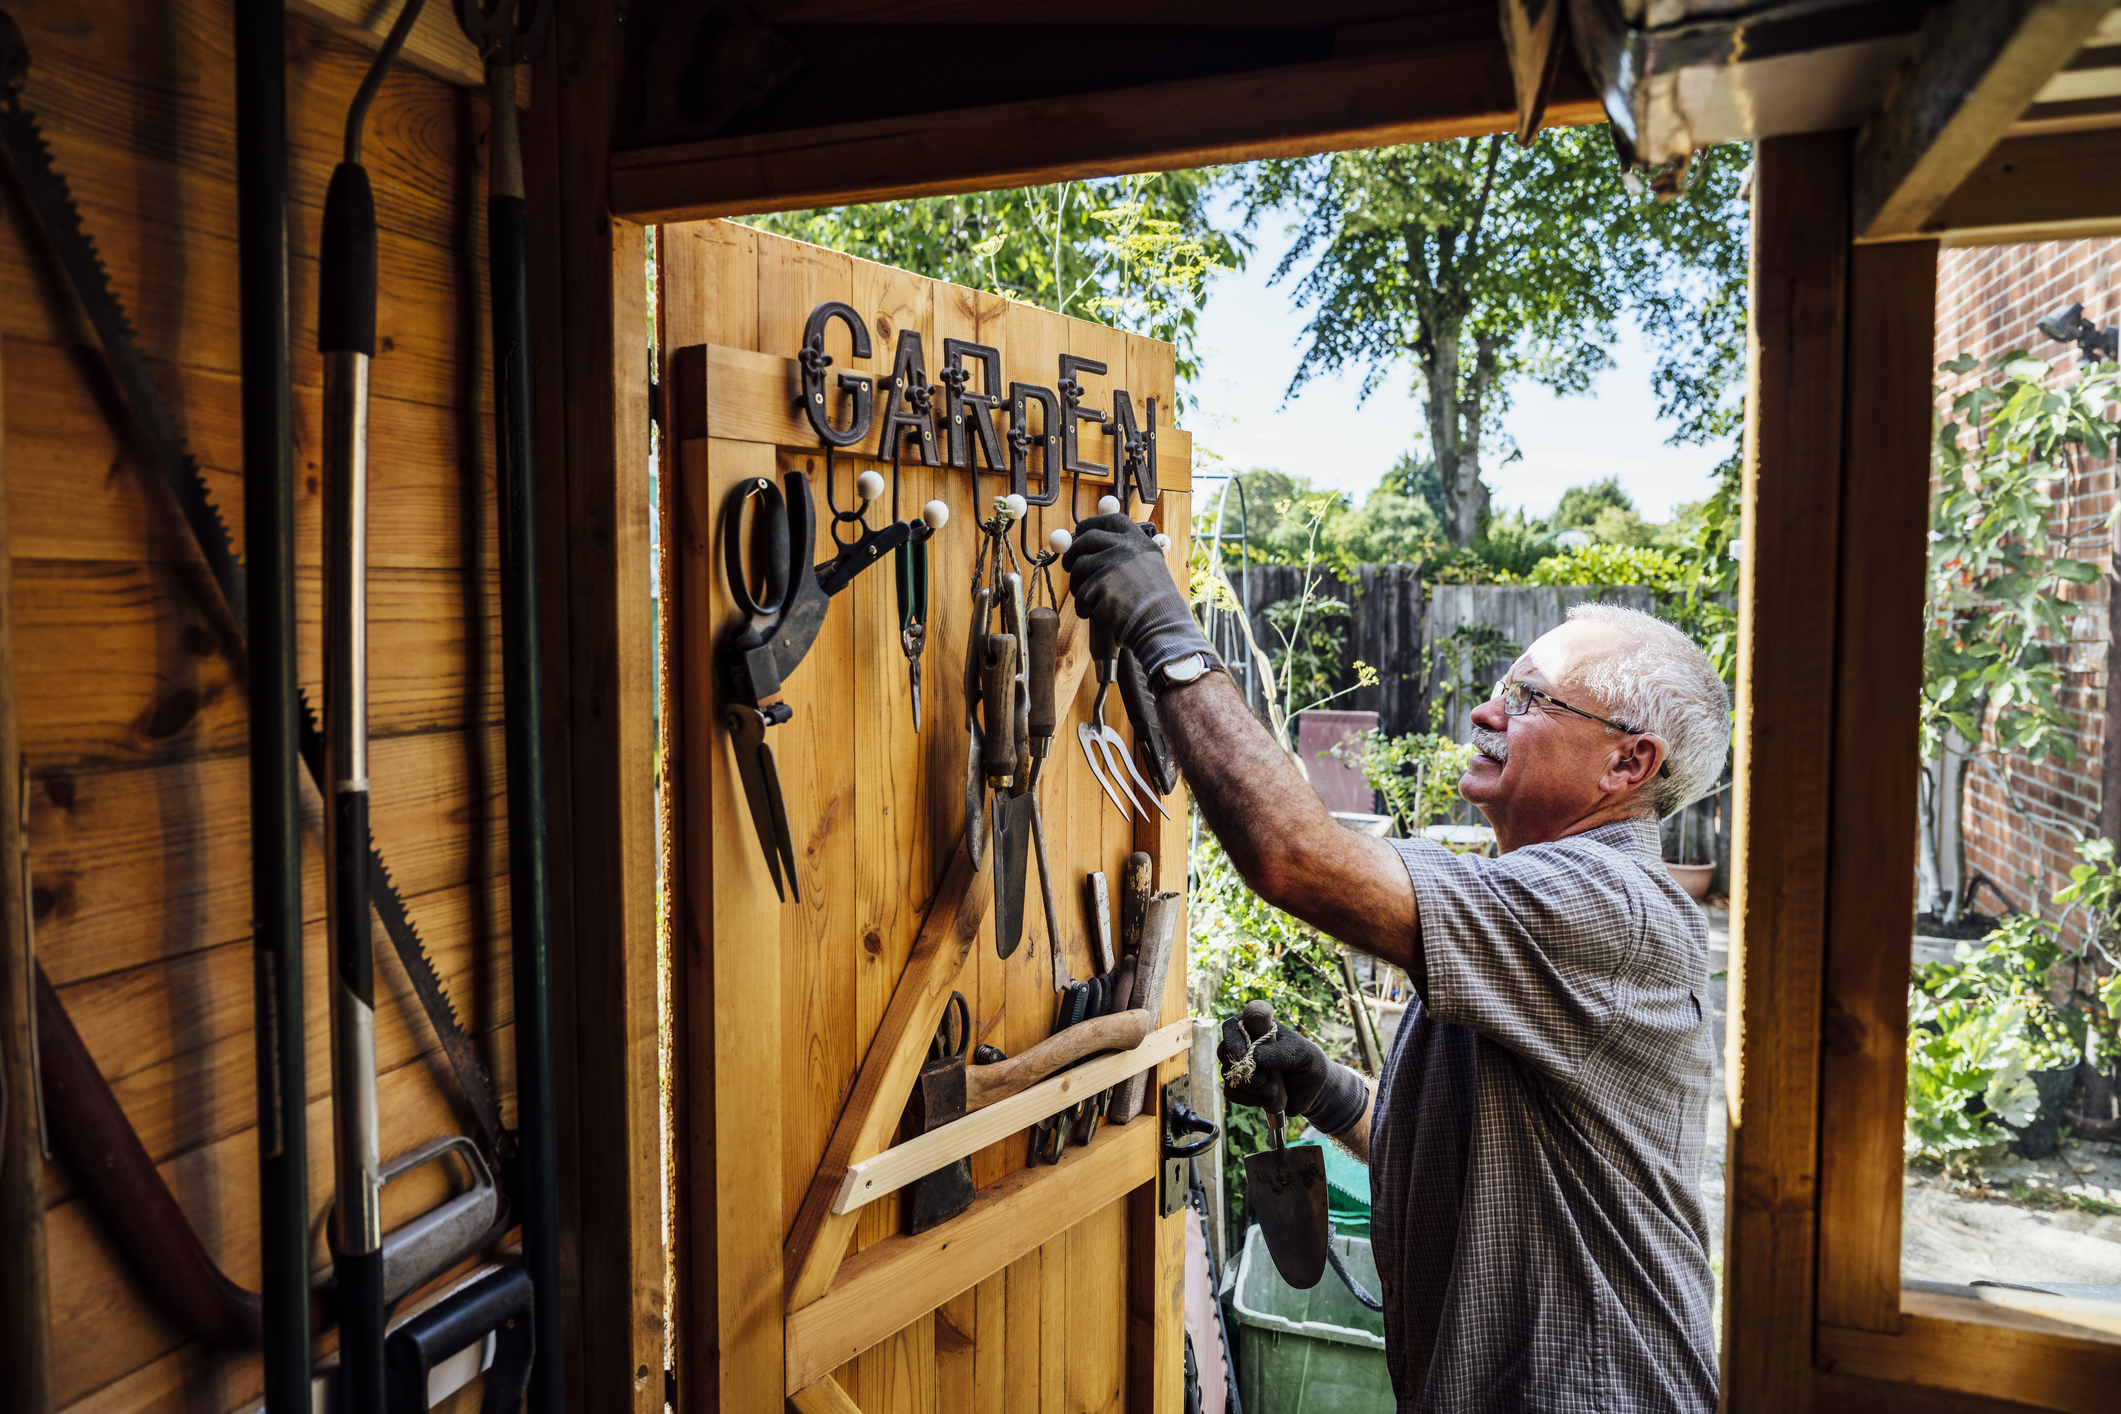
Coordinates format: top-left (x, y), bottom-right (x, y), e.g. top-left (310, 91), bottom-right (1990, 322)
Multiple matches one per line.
top-left (1217, 1000), bottom-right (1371, 1138)
top-left (1060, 512), bottom-right (1214, 679)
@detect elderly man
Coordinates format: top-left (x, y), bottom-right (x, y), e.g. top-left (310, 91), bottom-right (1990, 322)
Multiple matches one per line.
top-left (1064, 514), bottom-right (1727, 1413)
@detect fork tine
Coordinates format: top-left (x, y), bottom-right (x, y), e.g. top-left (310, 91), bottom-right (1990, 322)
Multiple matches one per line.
top-left (1106, 730), bottom-right (1172, 821)
top-left (1079, 723), bottom-right (1134, 818)
top-left (1091, 731), bottom-right (1144, 821)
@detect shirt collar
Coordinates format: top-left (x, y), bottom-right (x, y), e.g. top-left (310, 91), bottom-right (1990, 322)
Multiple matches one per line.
top-left (1570, 815), bottom-right (1664, 862)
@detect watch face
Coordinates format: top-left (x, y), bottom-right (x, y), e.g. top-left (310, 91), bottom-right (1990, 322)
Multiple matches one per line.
top-left (1165, 653), bottom-right (1206, 683)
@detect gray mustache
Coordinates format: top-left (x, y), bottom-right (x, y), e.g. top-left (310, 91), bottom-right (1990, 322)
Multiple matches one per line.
top-left (1471, 726), bottom-right (1509, 764)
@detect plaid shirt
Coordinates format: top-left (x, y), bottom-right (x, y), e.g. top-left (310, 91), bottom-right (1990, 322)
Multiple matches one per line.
top-left (1369, 818), bottom-right (1716, 1413)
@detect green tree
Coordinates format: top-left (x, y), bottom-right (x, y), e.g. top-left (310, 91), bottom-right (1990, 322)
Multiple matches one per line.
top-left (1237, 133), bottom-right (1748, 545)
top-left (740, 171), bottom-right (1243, 385)
top-left (1552, 477), bottom-right (1635, 530)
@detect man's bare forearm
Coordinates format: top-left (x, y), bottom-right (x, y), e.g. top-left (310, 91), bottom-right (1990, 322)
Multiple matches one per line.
top-left (1158, 672), bottom-right (1422, 979)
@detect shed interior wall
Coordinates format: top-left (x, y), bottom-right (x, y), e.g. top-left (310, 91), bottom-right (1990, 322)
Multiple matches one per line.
top-left (2, 2), bottom-right (512, 1408)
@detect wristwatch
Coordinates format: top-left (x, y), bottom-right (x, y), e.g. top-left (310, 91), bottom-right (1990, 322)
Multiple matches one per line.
top-left (1150, 650), bottom-right (1222, 692)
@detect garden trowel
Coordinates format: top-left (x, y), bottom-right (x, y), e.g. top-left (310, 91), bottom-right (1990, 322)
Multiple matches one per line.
top-left (1237, 1001), bottom-right (1329, 1289)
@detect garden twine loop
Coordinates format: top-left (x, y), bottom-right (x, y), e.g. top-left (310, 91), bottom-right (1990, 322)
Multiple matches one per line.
top-left (1226, 1024), bottom-right (1277, 1086)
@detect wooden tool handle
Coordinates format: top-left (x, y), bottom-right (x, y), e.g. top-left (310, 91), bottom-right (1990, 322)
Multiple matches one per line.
top-left (963, 1010), bottom-right (1154, 1111)
top-left (1120, 851), bottom-right (1152, 956)
top-left (982, 633), bottom-right (1019, 776)
top-left (1086, 871), bottom-right (1114, 973)
top-left (1027, 606), bottom-right (1059, 737)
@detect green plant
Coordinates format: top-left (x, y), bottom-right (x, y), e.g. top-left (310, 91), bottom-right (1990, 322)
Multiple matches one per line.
top-left (1919, 351), bottom-right (2120, 922)
top-left (1264, 595), bottom-right (1353, 709)
top-left (1905, 994), bottom-right (2042, 1167)
top-left (1339, 728), bottom-right (1474, 836)
top-left (1525, 543), bottom-right (1693, 592)
top-left (1187, 831), bottom-right (1359, 1222)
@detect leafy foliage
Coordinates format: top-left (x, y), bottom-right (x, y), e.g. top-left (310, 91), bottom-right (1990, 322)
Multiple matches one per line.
top-left (1341, 728), bottom-right (1475, 837)
top-left (1551, 477), bottom-right (1635, 530)
top-left (1525, 543), bottom-right (1693, 592)
top-left (739, 171), bottom-right (1243, 386)
top-left (1238, 134), bottom-right (1749, 543)
top-left (1264, 596), bottom-right (1354, 711)
top-left (1905, 995), bottom-right (2042, 1165)
top-left (1924, 352), bottom-right (2119, 768)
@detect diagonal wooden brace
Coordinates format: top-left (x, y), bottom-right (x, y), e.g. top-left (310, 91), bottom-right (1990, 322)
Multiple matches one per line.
top-left (781, 602), bottom-right (1093, 1312)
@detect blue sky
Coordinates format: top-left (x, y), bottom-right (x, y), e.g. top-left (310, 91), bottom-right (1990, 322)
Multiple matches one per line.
top-left (1184, 203), bottom-right (1734, 523)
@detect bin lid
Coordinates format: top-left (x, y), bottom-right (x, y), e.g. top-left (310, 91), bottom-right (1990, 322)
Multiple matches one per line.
top-left (1227, 1224), bottom-right (1387, 1350)
top-left (1292, 1128), bottom-right (1371, 1234)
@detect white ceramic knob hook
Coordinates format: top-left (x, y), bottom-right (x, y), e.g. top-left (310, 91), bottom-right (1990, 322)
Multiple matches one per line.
top-left (1097, 494), bottom-right (1122, 516)
top-left (1003, 493), bottom-right (1027, 521)
top-left (922, 500), bottom-right (950, 530)
top-left (854, 470), bottom-right (886, 503)
top-left (1048, 527), bottom-right (1074, 556)
top-left (1154, 533), bottom-right (1172, 551)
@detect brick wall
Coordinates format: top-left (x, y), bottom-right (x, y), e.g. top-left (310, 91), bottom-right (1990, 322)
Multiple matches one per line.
top-left (1934, 240), bottom-right (2120, 932)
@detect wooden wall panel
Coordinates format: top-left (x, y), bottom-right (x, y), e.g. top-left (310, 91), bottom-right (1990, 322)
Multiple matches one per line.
top-left (3, 2), bottom-right (514, 1408)
top-left (668, 220), bottom-right (1186, 1411)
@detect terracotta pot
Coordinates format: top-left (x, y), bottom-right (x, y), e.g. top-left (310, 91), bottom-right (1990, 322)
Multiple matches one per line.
top-left (1665, 862), bottom-right (1714, 900)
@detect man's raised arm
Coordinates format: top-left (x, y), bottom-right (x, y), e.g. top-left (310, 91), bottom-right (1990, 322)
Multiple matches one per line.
top-left (1061, 513), bottom-right (1422, 984)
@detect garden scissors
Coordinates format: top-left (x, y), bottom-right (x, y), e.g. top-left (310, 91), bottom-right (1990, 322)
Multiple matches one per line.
top-left (722, 472), bottom-right (831, 902)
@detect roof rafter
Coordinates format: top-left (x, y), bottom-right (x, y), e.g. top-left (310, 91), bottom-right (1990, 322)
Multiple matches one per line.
top-left (1854, 0), bottom-right (2113, 241)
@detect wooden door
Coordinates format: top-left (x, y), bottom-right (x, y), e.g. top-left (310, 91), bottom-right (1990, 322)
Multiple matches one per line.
top-left (661, 221), bottom-right (1193, 1413)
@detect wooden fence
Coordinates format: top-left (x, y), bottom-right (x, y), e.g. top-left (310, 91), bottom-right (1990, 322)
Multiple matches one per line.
top-left (1203, 565), bottom-right (1655, 739)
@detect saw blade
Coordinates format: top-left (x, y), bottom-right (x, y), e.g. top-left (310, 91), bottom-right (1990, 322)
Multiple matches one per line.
top-left (0, 22), bottom-right (509, 1166)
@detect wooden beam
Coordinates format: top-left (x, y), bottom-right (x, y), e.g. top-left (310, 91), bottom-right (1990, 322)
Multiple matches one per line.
top-left (289, 0), bottom-right (484, 90)
top-left (0, 288), bottom-right (53, 1414)
top-left (524, 0), bottom-right (666, 1407)
top-left (1723, 130), bottom-right (1851, 1414)
top-left (1814, 240), bottom-right (1936, 1336)
top-left (829, 1018), bottom-right (1192, 1218)
top-left (1818, 1292), bottom-right (2121, 1414)
top-left (1854, 0), bottom-right (2112, 239)
top-left (789, 1375), bottom-right (867, 1414)
top-left (1926, 128), bottom-right (2121, 244)
top-left (608, 43), bottom-right (1602, 224)
top-left (784, 1118), bottom-right (1159, 1395)
top-left (780, 603), bottom-right (1095, 1312)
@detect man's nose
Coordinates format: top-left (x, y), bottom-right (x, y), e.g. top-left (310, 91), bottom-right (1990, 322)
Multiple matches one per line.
top-left (1470, 695), bottom-right (1506, 731)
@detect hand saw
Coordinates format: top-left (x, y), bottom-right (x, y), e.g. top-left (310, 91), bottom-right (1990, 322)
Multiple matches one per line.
top-left (0, 11), bottom-right (510, 1169)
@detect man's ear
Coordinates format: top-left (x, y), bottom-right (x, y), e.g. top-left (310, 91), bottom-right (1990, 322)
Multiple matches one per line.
top-left (1599, 735), bottom-right (1664, 795)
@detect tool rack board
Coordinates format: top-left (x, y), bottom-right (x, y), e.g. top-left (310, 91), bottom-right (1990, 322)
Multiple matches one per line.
top-left (1, 2), bottom-right (517, 1409)
top-left (662, 220), bottom-right (1194, 1413)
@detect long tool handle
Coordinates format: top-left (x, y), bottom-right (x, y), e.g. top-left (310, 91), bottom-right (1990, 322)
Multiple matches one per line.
top-left (486, 48), bottom-right (565, 1414)
top-left (1027, 606), bottom-right (1058, 740)
top-left (1120, 851), bottom-right (1151, 957)
top-left (320, 124), bottom-right (387, 1412)
top-left (982, 634), bottom-right (1020, 779)
top-left (963, 1011), bottom-right (1154, 1110)
top-left (234, 0), bottom-right (312, 1403)
top-left (1086, 872), bottom-right (1114, 974)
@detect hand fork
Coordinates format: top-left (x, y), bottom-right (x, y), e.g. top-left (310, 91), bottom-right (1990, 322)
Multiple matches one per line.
top-left (1078, 619), bottom-right (1171, 821)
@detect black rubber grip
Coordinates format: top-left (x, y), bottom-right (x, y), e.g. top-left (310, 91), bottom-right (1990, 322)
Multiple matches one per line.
top-left (1027, 607), bottom-right (1058, 736)
top-left (982, 633), bottom-right (1019, 776)
top-left (319, 161), bottom-right (377, 356)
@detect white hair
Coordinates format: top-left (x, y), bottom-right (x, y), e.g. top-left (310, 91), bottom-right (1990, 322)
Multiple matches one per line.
top-left (1561, 602), bottom-right (1730, 819)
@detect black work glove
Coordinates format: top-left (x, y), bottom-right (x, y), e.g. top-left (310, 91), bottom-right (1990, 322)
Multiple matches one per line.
top-left (1060, 513), bottom-right (1214, 680)
top-left (1216, 1000), bottom-right (1371, 1138)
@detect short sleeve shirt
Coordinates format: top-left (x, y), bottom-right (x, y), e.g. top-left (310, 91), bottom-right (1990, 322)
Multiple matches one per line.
top-left (1368, 817), bottom-right (1717, 1413)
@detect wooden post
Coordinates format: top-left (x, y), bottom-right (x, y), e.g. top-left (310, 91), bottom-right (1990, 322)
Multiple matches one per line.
top-left (0, 289), bottom-right (54, 1414)
top-left (525, 1), bottom-right (667, 1406)
top-left (1723, 130), bottom-right (1851, 1413)
top-left (1815, 240), bottom-right (1938, 1335)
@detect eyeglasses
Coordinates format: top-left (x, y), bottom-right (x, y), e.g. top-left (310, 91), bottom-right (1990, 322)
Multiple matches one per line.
top-left (1493, 677), bottom-right (1673, 778)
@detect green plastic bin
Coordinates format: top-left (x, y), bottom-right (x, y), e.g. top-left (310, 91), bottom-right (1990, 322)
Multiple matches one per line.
top-left (1290, 1129), bottom-right (1372, 1237)
top-left (1227, 1223), bottom-right (1395, 1411)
